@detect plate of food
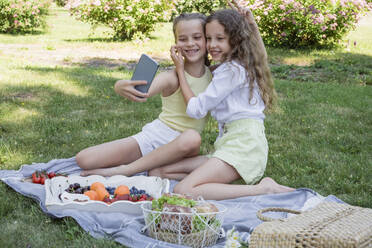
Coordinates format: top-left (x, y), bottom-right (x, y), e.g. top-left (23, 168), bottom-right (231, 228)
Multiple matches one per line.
top-left (45, 175), bottom-right (170, 214)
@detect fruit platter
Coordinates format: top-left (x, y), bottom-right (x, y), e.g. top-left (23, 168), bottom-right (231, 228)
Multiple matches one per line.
top-left (45, 175), bottom-right (170, 214)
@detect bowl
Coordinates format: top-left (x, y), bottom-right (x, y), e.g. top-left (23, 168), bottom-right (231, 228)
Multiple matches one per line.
top-left (45, 175), bottom-right (170, 214)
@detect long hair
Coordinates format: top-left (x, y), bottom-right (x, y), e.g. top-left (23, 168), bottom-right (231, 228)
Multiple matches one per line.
top-left (206, 9), bottom-right (276, 110)
top-left (173, 13), bottom-right (210, 66)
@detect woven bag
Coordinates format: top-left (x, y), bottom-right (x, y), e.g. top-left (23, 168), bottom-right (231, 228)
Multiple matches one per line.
top-left (249, 201), bottom-right (372, 248)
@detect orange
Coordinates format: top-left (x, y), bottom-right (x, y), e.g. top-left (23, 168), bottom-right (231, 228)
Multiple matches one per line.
top-left (95, 187), bottom-right (110, 201)
top-left (84, 190), bottom-right (98, 201)
top-left (114, 185), bottom-right (130, 196)
top-left (90, 182), bottom-right (105, 191)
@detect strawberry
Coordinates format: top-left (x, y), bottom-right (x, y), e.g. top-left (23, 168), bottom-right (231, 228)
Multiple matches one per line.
top-left (47, 172), bottom-right (56, 179)
top-left (138, 194), bottom-right (148, 201)
top-left (103, 196), bottom-right (111, 204)
top-left (40, 174), bottom-right (46, 185)
top-left (32, 171), bottom-right (41, 184)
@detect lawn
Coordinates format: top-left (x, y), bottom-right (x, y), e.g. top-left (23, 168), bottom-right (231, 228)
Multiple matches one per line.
top-left (0, 5), bottom-right (371, 247)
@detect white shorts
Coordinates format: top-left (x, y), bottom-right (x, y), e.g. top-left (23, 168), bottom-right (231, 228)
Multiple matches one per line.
top-left (131, 119), bottom-right (181, 156)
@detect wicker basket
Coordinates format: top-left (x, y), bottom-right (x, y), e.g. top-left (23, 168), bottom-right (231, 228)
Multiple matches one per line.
top-left (249, 201), bottom-right (372, 248)
top-left (141, 202), bottom-right (226, 248)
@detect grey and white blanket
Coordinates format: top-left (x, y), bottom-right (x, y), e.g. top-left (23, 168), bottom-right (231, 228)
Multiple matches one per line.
top-left (0, 157), bottom-right (343, 248)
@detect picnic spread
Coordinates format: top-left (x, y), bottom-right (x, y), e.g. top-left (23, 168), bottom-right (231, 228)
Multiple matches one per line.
top-left (1, 157), bottom-right (370, 248)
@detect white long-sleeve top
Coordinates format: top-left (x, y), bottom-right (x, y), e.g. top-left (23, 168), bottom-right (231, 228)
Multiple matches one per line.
top-left (186, 61), bottom-right (265, 134)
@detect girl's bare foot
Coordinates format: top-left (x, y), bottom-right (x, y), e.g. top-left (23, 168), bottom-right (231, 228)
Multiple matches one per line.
top-left (80, 167), bottom-right (120, 177)
top-left (258, 177), bottom-right (295, 194)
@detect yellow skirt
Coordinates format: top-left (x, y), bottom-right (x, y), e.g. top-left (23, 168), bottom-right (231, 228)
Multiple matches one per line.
top-left (210, 118), bottom-right (268, 185)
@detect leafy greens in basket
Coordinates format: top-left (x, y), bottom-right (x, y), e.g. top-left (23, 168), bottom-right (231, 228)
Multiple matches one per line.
top-left (151, 193), bottom-right (196, 211)
top-left (149, 194), bottom-right (221, 234)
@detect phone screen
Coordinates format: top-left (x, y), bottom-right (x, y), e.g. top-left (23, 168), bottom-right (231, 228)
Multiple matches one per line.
top-left (131, 54), bottom-right (159, 94)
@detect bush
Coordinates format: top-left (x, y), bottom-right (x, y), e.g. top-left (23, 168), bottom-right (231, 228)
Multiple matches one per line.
top-left (174, 0), bottom-right (226, 15)
top-left (0, 0), bottom-right (51, 34)
top-left (54, 0), bottom-right (68, 7)
top-left (241, 0), bottom-right (372, 47)
top-left (66, 0), bottom-right (174, 40)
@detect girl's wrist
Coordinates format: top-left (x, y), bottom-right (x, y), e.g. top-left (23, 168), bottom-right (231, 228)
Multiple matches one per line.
top-left (176, 67), bottom-right (184, 75)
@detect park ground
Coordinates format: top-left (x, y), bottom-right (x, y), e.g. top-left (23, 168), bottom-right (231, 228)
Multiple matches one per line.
top-left (0, 5), bottom-right (371, 247)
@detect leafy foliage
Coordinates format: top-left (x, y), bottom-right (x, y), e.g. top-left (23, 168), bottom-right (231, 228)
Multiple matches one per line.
top-left (0, 0), bottom-right (51, 33)
top-left (54, 0), bottom-right (68, 7)
top-left (174, 0), bottom-right (226, 15)
top-left (241, 0), bottom-right (372, 47)
top-left (66, 0), bottom-right (174, 40)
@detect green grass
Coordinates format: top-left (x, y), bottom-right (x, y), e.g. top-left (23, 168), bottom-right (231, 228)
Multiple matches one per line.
top-left (1, 5), bottom-right (372, 247)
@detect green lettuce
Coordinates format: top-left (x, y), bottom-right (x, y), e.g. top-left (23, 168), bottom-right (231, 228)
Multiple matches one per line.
top-left (152, 194), bottom-right (196, 211)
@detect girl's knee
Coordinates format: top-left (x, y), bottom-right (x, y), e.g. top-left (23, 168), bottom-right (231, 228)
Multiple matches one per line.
top-left (177, 130), bottom-right (201, 155)
top-left (173, 181), bottom-right (193, 196)
top-left (75, 150), bottom-right (90, 170)
top-left (173, 183), bottom-right (185, 195)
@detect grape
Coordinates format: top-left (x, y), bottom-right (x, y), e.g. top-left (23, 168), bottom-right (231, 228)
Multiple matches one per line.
top-left (75, 188), bottom-right (83, 194)
top-left (108, 188), bottom-right (115, 195)
top-left (73, 183), bottom-right (81, 190)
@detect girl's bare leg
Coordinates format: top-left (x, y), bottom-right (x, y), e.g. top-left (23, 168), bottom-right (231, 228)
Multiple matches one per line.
top-left (81, 129), bottom-right (202, 177)
top-left (76, 137), bottom-right (142, 170)
top-left (149, 155), bottom-right (209, 180)
top-left (174, 157), bottom-right (295, 200)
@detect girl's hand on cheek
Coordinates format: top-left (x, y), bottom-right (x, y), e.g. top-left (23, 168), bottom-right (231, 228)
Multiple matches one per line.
top-left (170, 45), bottom-right (184, 71)
top-left (227, 0), bottom-right (254, 24)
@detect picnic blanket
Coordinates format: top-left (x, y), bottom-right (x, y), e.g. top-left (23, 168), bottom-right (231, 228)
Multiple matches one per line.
top-left (0, 157), bottom-right (344, 248)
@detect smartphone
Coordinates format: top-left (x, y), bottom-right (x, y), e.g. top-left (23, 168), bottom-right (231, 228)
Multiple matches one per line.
top-left (131, 54), bottom-right (159, 94)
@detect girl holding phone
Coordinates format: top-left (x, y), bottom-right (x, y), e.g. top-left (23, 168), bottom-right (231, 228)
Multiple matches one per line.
top-left (78, 13), bottom-right (213, 177)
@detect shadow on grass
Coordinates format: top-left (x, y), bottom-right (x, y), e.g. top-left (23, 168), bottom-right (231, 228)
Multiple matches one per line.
top-left (0, 64), bottom-right (162, 165)
top-left (268, 51), bottom-right (372, 85)
top-left (63, 57), bottom-right (137, 69)
top-left (0, 29), bottom-right (47, 36)
top-left (63, 37), bottom-right (119, 43)
top-left (61, 57), bottom-right (171, 71)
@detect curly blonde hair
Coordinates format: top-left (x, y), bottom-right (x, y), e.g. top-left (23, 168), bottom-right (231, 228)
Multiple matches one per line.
top-left (206, 9), bottom-right (276, 110)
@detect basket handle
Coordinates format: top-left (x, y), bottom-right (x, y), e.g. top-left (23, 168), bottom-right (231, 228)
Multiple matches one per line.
top-left (257, 207), bottom-right (302, 222)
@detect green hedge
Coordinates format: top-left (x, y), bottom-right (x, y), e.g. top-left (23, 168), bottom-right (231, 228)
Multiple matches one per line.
top-left (244, 0), bottom-right (371, 47)
top-left (0, 0), bottom-right (51, 34)
top-left (67, 0), bottom-right (174, 40)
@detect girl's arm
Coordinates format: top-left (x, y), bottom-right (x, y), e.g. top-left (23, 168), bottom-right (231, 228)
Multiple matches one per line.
top-left (147, 70), bottom-right (178, 97)
top-left (171, 45), bottom-right (244, 119)
top-left (115, 70), bottom-right (178, 102)
top-left (170, 45), bottom-right (195, 104)
top-left (186, 64), bottom-right (242, 119)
